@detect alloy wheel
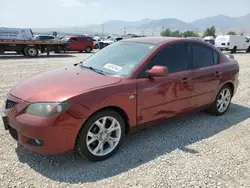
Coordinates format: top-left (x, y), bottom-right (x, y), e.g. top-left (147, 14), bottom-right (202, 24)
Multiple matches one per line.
top-left (217, 88), bottom-right (231, 113)
top-left (86, 116), bottom-right (121, 156)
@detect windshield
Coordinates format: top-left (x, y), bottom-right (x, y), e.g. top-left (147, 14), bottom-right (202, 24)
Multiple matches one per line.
top-left (61, 37), bottom-right (70, 42)
top-left (81, 41), bottom-right (156, 76)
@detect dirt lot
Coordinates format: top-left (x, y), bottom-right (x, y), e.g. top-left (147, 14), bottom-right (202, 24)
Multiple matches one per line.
top-left (0, 52), bottom-right (250, 188)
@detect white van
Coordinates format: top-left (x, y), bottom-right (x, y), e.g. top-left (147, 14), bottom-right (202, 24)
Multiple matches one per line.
top-left (0, 27), bottom-right (34, 40)
top-left (215, 35), bottom-right (250, 53)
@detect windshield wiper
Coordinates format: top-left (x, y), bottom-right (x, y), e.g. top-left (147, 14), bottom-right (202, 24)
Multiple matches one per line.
top-left (80, 64), bottom-right (106, 75)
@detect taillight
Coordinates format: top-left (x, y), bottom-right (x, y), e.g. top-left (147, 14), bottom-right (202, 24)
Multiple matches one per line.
top-left (227, 42), bottom-right (230, 46)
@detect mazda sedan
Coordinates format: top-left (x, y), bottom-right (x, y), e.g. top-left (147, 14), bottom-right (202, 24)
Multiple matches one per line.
top-left (1, 37), bottom-right (239, 161)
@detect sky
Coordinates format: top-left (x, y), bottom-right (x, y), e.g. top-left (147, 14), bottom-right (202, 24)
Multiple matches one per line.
top-left (0, 0), bottom-right (249, 28)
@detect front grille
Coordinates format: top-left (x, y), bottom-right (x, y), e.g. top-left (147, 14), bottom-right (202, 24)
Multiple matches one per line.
top-left (5, 100), bottom-right (18, 109)
top-left (9, 127), bottom-right (18, 141)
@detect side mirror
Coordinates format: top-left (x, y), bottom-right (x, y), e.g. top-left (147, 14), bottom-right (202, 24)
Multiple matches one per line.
top-left (147, 66), bottom-right (169, 77)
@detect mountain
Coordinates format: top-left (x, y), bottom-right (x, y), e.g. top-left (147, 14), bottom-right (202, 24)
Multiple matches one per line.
top-left (32, 13), bottom-right (250, 36)
top-left (82, 19), bottom-right (153, 33)
top-left (140, 18), bottom-right (198, 31)
top-left (191, 14), bottom-right (250, 30)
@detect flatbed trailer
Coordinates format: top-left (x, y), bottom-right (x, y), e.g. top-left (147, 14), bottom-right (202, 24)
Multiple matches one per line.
top-left (0, 40), bottom-right (66, 57)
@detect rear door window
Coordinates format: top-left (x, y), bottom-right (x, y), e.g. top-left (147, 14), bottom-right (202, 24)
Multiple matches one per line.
top-left (191, 43), bottom-right (218, 68)
top-left (79, 37), bottom-right (88, 42)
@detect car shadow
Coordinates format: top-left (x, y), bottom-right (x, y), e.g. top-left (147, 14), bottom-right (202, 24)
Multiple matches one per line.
top-left (15, 103), bottom-right (250, 184)
top-left (0, 54), bottom-right (75, 60)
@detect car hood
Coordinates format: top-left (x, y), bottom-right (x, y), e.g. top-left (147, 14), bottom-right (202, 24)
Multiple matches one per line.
top-left (10, 65), bottom-right (122, 103)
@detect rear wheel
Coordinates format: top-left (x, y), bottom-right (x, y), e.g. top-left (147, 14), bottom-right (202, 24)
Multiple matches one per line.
top-left (24, 46), bottom-right (38, 57)
top-left (95, 44), bottom-right (99, 49)
top-left (85, 46), bottom-right (92, 53)
top-left (76, 110), bottom-right (125, 161)
top-left (206, 85), bottom-right (232, 116)
top-left (231, 46), bottom-right (237, 53)
top-left (246, 46), bottom-right (250, 53)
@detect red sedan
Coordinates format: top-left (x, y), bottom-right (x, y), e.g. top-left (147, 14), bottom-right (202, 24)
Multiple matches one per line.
top-left (1, 37), bottom-right (239, 161)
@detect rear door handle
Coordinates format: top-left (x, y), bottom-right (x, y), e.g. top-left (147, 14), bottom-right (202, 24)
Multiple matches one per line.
top-left (214, 71), bottom-right (223, 77)
top-left (181, 77), bottom-right (190, 84)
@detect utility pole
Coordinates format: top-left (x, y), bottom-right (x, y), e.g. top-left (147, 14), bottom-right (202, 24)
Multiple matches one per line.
top-left (142, 30), bottom-right (144, 36)
top-left (101, 24), bottom-right (104, 37)
top-left (152, 29), bottom-right (154, 36)
top-left (124, 27), bottom-right (126, 37)
top-left (162, 25), bottom-right (164, 33)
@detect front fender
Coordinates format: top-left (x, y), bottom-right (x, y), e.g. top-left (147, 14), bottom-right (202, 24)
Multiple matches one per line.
top-left (66, 82), bottom-right (137, 128)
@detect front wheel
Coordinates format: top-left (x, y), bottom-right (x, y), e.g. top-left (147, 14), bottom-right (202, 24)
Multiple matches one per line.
top-left (76, 110), bottom-right (125, 161)
top-left (206, 85), bottom-right (232, 116)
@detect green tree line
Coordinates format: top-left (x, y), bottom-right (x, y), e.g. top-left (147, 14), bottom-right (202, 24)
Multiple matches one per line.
top-left (161, 26), bottom-right (242, 38)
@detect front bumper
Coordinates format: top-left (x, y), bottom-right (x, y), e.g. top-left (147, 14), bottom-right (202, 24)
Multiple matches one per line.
top-left (1, 96), bottom-right (85, 155)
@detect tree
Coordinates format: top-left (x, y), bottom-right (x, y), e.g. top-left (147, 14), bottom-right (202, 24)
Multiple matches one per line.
top-left (161, 28), bottom-right (172, 37)
top-left (170, 30), bottom-right (182, 37)
top-left (203, 26), bottom-right (216, 38)
top-left (227, 31), bottom-right (236, 35)
top-left (183, 30), bottom-right (199, 38)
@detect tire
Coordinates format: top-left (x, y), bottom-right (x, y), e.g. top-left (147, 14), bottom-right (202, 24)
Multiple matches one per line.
top-left (24, 46), bottom-right (38, 57)
top-left (95, 44), bottom-right (99, 49)
top-left (20, 49), bottom-right (26, 56)
top-left (246, 47), bottom-right (250, 53)
top-left (76, 109), bottom-right (125, 161)
top-left (79, 51), bottom-right (83, 53)
top-left (231, 46), bottom-right (237, 54)
top-left (85, 46), bottom-right (92, 53)
top-left (206, 85), bottom-right (232, 116)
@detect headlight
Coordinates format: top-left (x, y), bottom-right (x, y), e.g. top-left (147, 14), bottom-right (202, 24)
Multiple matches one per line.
top-left (25, 103), bottom-right (70, 117)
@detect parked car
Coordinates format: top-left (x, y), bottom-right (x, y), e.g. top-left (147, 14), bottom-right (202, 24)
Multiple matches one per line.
top-left (204, 39), bottom-right (215, 45)
top-left (92, 38), bottom-right (101, 49)
top-left (62, 35), bottom-right (94, 53)
top-left (2, 37), bottom-right (239, 161)
top-left (204, 36), bottom-right (215, 45)
top-left (99, 38), bottom-right (116, 49)
top-left (34, 35), bottom-right (58, 41)
top-left (215, 35), bottom-right (250, 53)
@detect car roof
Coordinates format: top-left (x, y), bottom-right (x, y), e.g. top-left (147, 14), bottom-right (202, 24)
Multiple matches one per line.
top-left (122, 37), bottom-right (186, 45)
top-left (66, 35), bottom-right (90, 38)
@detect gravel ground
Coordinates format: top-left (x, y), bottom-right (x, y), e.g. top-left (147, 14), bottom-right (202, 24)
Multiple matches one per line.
top-left (0, 52), bottom-right (250, 188)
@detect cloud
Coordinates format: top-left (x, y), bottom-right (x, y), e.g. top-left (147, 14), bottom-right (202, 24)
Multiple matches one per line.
top-left (91, 2), bottom-right (100, 8)
top-left (59, 0), bottom-right (85, 7)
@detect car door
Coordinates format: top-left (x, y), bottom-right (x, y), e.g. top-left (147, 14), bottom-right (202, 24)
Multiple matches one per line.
top-left (136, 43), bottom-right (194, 125)
top-left (190, 42), bottom-right (221, 108)
top-left (67, 37), bottom-right (78, 51)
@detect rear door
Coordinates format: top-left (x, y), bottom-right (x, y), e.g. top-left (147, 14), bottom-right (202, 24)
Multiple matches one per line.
top-left (78, 37), bottom-right (87, 51)
top-left (190, 42), bottom-right (222, 108)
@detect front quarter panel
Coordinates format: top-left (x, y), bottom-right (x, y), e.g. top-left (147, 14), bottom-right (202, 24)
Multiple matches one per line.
top-left (66, 80), bottom-right (137, 128)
